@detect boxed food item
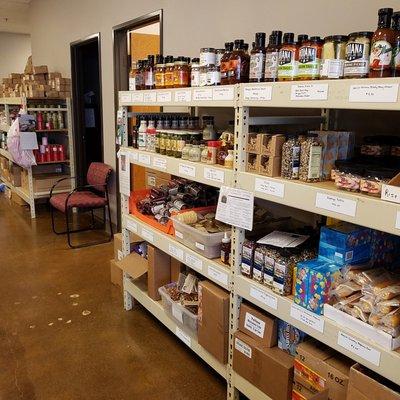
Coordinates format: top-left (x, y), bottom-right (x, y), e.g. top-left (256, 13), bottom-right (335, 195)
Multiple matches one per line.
top-left (110, 259), bottom-right (123, 289)
top-left (247, 153), bottom-right (258, 172)
top-left (337, 131), bottom-right (355, 160)
top-left (147, 245), bottom-right (170, 301)
top-left (33, 65), bottom-right (48, 74)
top-left (247, 133), bottom-right (260, 153)
top-left (198, 281), bottom-right (230, 363)
top-left (258, 154), bottom-right (281, 177)
top-left (241, 240), bottom-right (255, 278)
top-left (278, 320), bottom-right (307, 356)
top-left (292, 381), bottom-right (329, 400)
top-left (318, 242), bottom-right (371, 265)
top-left (315, 131), bottom-right (338, 180)
top-left (259, 134), bottom-right (286, 157)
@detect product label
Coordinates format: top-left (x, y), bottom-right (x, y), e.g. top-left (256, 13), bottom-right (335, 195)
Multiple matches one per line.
top-left (370, 40), bottom-right (392, 70)
top-left (143, 92), bottom-right (157, 103)
top-left (195, 242), bottom-right (205, 251)
top-left (394, 45), bottom-right (400, 69)
top-left (174, 90), bottom-right (191, 102)
top-left (129, 77), bottom-right (136, 91)
top-left (349, 84), bottom-right (399, 103)
top-left (228, 59), bottom-right (241, 80)
top-left (206, 70), bottom-right (221, 86)
top-left (141, 228), bottom-right (154, 243)
top-left (185, 253), bottom-right (203, 272)
top-left (290, 303), bottom-right (325, 333)
top-left (241, 262), bottom-right (251, 275)
top-left (243, 86), bottom-right (273, 101)
top-left (235, 338), bottom-right (252, 358)
top-left (144, 71), bottom-right (154, 87)
top-left (249, 285), bottom-right (278, 310)
top-left (290, 84), bottom-right (329, 101)
top-left (252, 267), bottom-right (263, 282)
top-left (344, 41), bottom-right (370, 76)
top-left (200, 52), bottom-right (216, 67)
top-left (244, 312), bottom-right (266, 338)
top-left (264, 51), bottom-right (279, 79)
top-left (157, 91), bottom-right (172, 102)
top-left (315, 192), bottom-right (357, 217)
top-left (308, 145), bottom-right (322, 179)
top-left (193, 88), bottom-right (213, 101)
top-left (254, 177), bottom-right (285, 198)
top-left (249, 53), bottom-right (265, 80)
top-left (292, 145), bottom-right (300, 178)
top-left (298, 47), bottom-right (320, 78)
top-left (199, 72), bottom-right (208, 87)
top-left (175, 230), bottom-right (183, 239)
top-left (321, 59), bottom-right (345, 79)
top-left (191, 70), bottom-right (200, 87)
top-left (263, 255), bottom-right (275, 286)
top-left (278, 49), bottom-right (298, 78)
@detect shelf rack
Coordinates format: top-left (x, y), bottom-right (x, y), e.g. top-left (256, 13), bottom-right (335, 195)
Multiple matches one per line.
top-left (118, 79), bottom-right (400, 399)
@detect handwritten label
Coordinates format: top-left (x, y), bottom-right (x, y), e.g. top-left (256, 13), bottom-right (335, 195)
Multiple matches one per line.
top-left (138, 153), bottom-right (151, 165)
top-left (243, 86), bottom-right (272, 101)
top-left (153, 157), bottom-right (167, 170)
top-left (396, 211), bottom-right (400, 230)
top-left (254, 177), bottom-right (285, 198)
top-left (290, 303), bottom-right (325, 333)
top-left (213, 86), bottom-right (234, 101)
top-left (157, 91), bottom-right (172, 102)
top-left (131, 92), bottom-right (144, 103)
top-left (175, 327), bottom-right (191, 347)
top-left (172, 304), bottom-right (184, 323)
top-left (244, 312), bottom-right (266, 338)
top-left (141, 228), bottom-right (154, 243)
top-left (120, 92), bottom-right (131, 103)
top-left (126, 219), bottom-right (138, 233)
top-left (130, 152), bottom-right (138, 163)
top-left (169, 244), bottom-right (184, 261)
top-left (208, 266), bottom-right (228, 286)
top-left (349, 84), bottom-right (399, 103)
top-left (143, 91), bottom-right (157, 103)
top-left (178, 163), bottom-right (196, 178)
top-left (315, 193), bottom-right (357, 217)
top-left (249, 285), bottom-right (278, 310)
top-left (291, 83), bottom-right (329, 101)
top-left (235, 338), bottom-right (252, 358)
top-left (174, 90), bottom-right (191, 103)
top-left (204, 167), bottom-right (225, 184)
top-left (337, 331), bottom-right (380, 366)
top-left (193, 88), bottom-right (213, 101)
top-left (381, 183), bottom-right (400, 204)
top-left (185, 253), bottom-right (203, 272)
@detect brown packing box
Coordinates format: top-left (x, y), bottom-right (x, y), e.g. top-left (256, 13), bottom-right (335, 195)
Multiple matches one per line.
top-left (33, 65), bottom-right (48, 74)
top-left (11, 192), bottom-right (27, 206)
top-left (258, 155), bottom-right (281, 177)
top-left (238, 302), bottom-right (277, 348)
top-left (110, 259), bottom-right (123, 289)
top-left (247, 153), bottom-right (258, 173)
top-left (347, 364), bottom-right (400, 400)
top-left (145, 169), bottom-right (171, 188)
top-left (233, 331), bottom-right (294, 400)
top-left (117, 248), bottom-right (148, 280)
top-left (10, 165), bottom-right (22, 187)
top-left (325, 354), bottom-right (353, 400)
top-left (170, 258), bottom-right (186, 282)
top-left (259, 134), bottom-right (286, 156)
top-left (293, 381), bottom-right (329, 400)
top-left (113, 232), bottom-right (143, 261)
top-left (46, 91), bottom-right (60, 98)
top-left (55, 77), bottom-right (71, 85)
top-left (198, 281), bottom-right (230, 364)
top-left (21, 172), bottom-right (71, 193)
top-left (247, 133), bottom-right (260, 153)
top-left (147, 245), bottom-right (171, 301)
top-left (59, 91), bottom-right (71, 99)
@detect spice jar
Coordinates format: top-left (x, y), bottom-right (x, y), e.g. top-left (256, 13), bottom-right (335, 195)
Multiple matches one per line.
top-left (165, 133), bottom-right (172, 156)
top-left (190, 58), bottom-right (200, 87)
top-left (173, 58), bottom-right (189, 88)
top-left (200, 48), bottom-right (216, 67)
top-left (320, 35), bottom-right (348, 79)
top-left (159, 131), bottom-right (167, 155)
top-left (155, 55), bottom-right (166, 89)
top-left (298, 36), bottom-right (324, 80)
top-left (182, 141), bottom-right (192, 160)
top-left (281, 135), bottom-right (301, 180)
top-left (164, 56), bottom-right (175, 88)
top-left (207, 141), bottom-right (221, 164)
top-left (170, 133), bottom-right (177, 157)
top-left (278, 33), bottom-right (299, 81)
top-left (189, 140), bottom-right (201, 162)
top-left (224, 149), bottom-right (234, 168)
top-left (299, 133), bottom-right (323, 182)
top-left (343, 32), bottom-right (373, 78)
top-left (201, 143), bottom-right (209, 163)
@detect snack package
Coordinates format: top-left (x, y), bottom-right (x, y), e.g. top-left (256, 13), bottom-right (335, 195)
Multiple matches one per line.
top-left (319, 223), bottom-right (371, 248)
top-left (241, 240), bottom-right (255, 278)
top-left (253, 245), bottom-right (266, 283)
top-left (381, 307), bottom-right (400, 328)
top-left (371, 230), bottom-right (400, 269)
top-left (351, 302), bottom-right (370, 323)
top-left (333, 292), bottom-right (363, 313)
top-left (359, 295), bottom-right (374, 313)
top-left (263, 247), bottom-right (277, 287)
top-left (318, 242), bottom-right (371, 265)
top-left (332, 281), bottom-right (361, 299)
top-left (375, 296), bottom-right (400, 314)
top-left (277, 320), bottom-right (307, 356)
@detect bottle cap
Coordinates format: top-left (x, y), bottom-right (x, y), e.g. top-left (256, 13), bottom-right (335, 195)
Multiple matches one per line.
top-left (222, 231), bottom-right (231, 243)
top-left (283, 33), bottom-right (295, 44)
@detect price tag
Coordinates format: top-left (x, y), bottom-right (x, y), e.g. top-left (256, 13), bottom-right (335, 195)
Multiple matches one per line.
top-left (169, 244), bottom-right (184, 261)
top-left (141, 228), bottom-right (154, 243)
top-left (254, 177), bottom-right (285, 198)
top-left (172, 304), bottom-right (184, 323)
top-left (204, 167), bottom-right (225, 183)
top-left (174, 90), bottom-right (191, 103)
top-left (243, 86), bottom-right (272, 101)
top-left (349, 84), bottom-right (399, 103)
top-left (138, 153), bottom-right (151, 165)
top-left (178, 163), bottom-right (196, 178)
top-left (175, 230), bottom-right (183, 239)
top-left (193, 88), bottom-right (213, 101)
top-left (396, 211), bottom-right (400, 230)
top-left (153, 157), bottom-right (167, 170)
top-left (381, 183), bottom-right (400, 204)
top-left (235, 338), bottom-right (252, 358)
top-left (157, 91), bottom-right (172, 103)
top-left (207, 266), bottom-right (228, 286)
top-left (337, 331), bottom-right (380, 366)
top-left (290, 83), bottom-right (329, 101)
top-left (143, 91), bottom-right (157, 103)
top-left (130, 152), bottom-right (139, 163)
top-left (126, 219), bottom-right (138, 233)
top-left (175, 327), bottom-right (191, 347)
top-left (185, 253), bottom-right (203, 272)
top-left (213, 86), bottom-right (234, 101)
top-left (120, 92), bottom-right (131, 103)
top-left (315, 192), bottom-right (357, 217)
top-left (131, 92), bottom-right (144, 103)
top-left (249, 285), bottom-right (278, 310)
top-left (290, 303), bottom-right (325, 333)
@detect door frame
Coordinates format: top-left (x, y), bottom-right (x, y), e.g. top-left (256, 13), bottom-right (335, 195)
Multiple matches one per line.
top-left (70, 32), bottom-right (103, 187)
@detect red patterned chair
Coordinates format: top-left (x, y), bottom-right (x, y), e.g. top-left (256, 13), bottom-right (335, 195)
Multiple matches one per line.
top-left (49, 162), bottom-right (113, 248)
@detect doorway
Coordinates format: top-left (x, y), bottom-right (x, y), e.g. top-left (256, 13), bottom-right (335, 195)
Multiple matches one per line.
top-left (70, 34), bottom-right (103, 187)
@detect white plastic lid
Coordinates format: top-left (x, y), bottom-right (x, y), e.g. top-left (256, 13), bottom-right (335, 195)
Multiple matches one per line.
top-left (222, 231), bottom-right (231, 243)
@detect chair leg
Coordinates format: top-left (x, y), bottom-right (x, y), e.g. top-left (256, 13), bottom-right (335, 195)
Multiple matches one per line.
top-left (107, 204), bottom-right (113, 239)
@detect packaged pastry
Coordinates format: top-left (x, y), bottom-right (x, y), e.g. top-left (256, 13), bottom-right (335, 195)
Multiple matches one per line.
top-left (375, 296), bottom-right (400, 314)
top-left (351, 302), bottom-right (370, 323)
top-left (332, 281), bottom-right (361, 298)
top-left (359, 295), bottom-right (374, 313)
top-left (335, 172), bottom-right (361, 192)
top-left (375, 284), bottom-right (400, 302)
top-left (374, 324), bottom-right (400, 338)
top-left (333, 292), bottom-right (363, 312)
top-left (381, 307), bottom-right (400, 328)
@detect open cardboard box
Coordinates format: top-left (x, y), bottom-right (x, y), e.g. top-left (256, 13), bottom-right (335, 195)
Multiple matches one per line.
top-left (381, 172), bottom-right (400, 204)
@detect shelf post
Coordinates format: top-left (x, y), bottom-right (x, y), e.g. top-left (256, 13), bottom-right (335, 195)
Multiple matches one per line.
top-left (27, 167), bottom-right (36, 218)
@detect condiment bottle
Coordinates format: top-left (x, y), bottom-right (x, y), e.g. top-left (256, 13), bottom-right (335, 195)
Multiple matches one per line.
top-left (392, 11), bottom-right (400, 76)
top-left (297, 34), bottom-right (309, 47)
top-left (224, 149), bottom-right (234, 168)
top-left (164, 56), bottom-right (175, 88)
top-left (298, 36), bottom-right (323, 80)
top-left (320, 35), bottom-right (348, 79)
top-left (138, 117), bottom-right (147, 151)
top-left (278, 33), bottom-right (299, 81)
top-left (136, 60), bottom-right (145, 90)
top-left (145, 55), bottom-right (155, 89)
top-left (129, 61), bottom-right (138, 90)
top-left (344, 32), bottom-right (374, 78)
top-left (155, 55), bottom-right (165, 89)
top-left (249, 32), bottom-right (266, 82)
top-left (228, 39), bottom-right (249, 84)
top-left (206, 64), bottom-right (220, 86)
top-left (264, 32), bottom-right (281, 82)
top-left (201, 142), bottom-right (209, 163)
top-left (370, 8), bottom-right (395, 78)
top-left (220, 42), bottom-right (234, 85)
top-left (146, 119), bottom-right (156, 152)
top-left (202, 116), bottom-right (216, 140)
top-left (220, 232), bottom-right (231, 265)
top-left (190, 58), bottom-right (201, 87)
top-left (182, 141), bottom-right (192, 160)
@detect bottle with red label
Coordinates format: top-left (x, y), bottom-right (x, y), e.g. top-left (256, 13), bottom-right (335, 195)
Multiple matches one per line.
top-left (51, 145), bottom-right (59, 161)
top-left (220, 42), bottom-right (234, 85)
top-left (392, 11), bottom-right (400, 76)
top-left (58, 144), bottom-right (65, 161)
top-left (369, 8), bottom-right (395, 78)
top-left (36, 111), bottom-right (44, 130)
top-left (227, 39), bottom-right (249, 84)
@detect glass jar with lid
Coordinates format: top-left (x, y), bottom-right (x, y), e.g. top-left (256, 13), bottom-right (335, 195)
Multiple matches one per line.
top-left (164, 56), bottom-right (175, 88)
top-left (200, 48), bottom-right (216, 67)
top-left (159, 131), bottom-right (167, 155)
top-left (299, 133), bottom-right (323, 182)
top-left (344, 32), bottom-right (373, 78)
top-left (173, 58), bottom-right (190, 88)
top-left (181, 141), bottom-right (192, 160)
top-left (202, 116), bottom-right (216, 140)
top-left (175, 132), bottom-right (186, 158)
top-left (206, 64), bottom-right (221, 86)
top-left (165, 133), bottom-right (172, 156)
top-left (320, 35), bottom-right (348, 79)
top-left (155, 55), bottom-right (166, 89)
top-left (281, 135), bottom-right (301, 179)
top-left (189, 140), bottom-right (201, 162)
top-left (201, 141), bottom-right (209, 163)
top-left (191, 58), bottom-right (201, 87)
top-left (199, 65), bottom-right (208, 86)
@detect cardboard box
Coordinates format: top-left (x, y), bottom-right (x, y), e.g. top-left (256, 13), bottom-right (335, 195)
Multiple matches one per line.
top-left (147, 245), bottom-right (171, 301)
top-left (22, 173), bottom-right (71, 193)
top-left (145, 170), bottom-right (170, 188)
top-left (238, 303), bottom-right (277, 348)
top-left (233, 331), bottom-right (294, 400)
top-left (382, 173), bottom-right (400, 204)
top-left (33, 65), bottom-right (48, 74)
top-left (171, 258), bottom-right (186, 282)
top-left (259, 133), bottom-right (286, 156)
top-left (11, 192), bottom-right (27, 206)
top-left (113, 232), bottom-right (143, 261)
top-left (258, 154), bottom-right (281, 177)
top-left (247, 133), bottom-right (260, 153)
top-left (117, 249), bottom-right (148, 280)
top-left (48, 72), bottom-right (62, 79)
top-left (10, 165), bottom-right (22, 187)
top-left (325, 354), bottom-right (353, 400)
top-left (247, 153), bottom-right (258, 173)
top-left (110, 259), bottom-right (123, 289)
top-left (198, 281), bottom-right (230, 364)
top-left (293, 381), bottom-right (329, 400)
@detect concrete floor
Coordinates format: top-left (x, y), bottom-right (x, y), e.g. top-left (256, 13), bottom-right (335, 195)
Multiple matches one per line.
top-left (0, 197), bottom-right (226, 400)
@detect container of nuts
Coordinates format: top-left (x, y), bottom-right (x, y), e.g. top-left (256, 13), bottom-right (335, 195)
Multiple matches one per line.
top-left (281, 135), bottom-right (301, 180)
top-left (299, 133), bottom-right (323, 182)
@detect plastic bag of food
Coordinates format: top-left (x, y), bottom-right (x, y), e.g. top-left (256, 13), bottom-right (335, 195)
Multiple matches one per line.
top-left (381, 307), bottom-right (400, 328)
top-left (362, 272), bottom-right (398, 297)
top-left (374, 324), bottom-right (400, 338)
top-left (332, 281), bottom-right (361, 298)
top-left (359, 295), bottom-right (374, 313)
top-left (375, 285), bottom-right (400, 303)
top-left (374, 296), bottom-right (400, 314)
top-left (333, 292), bottom-right (362, 312)
top-left (351, 303), bottom-right (370, 323)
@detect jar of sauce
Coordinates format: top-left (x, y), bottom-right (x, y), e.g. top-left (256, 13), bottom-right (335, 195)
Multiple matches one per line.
top-left (200, 48), bottom-right (216, 67)
top-left (320, 35), bottom-right (348, 79)
top-left (264, 31), bottom-right (282, 82)
top-left (344, 32), bottom-right (373, 78)
top-left (173, 58), bottom-right (189, 88)
top-left (190, 58), bottom-right (200, 87)
top-left (155, 55), bottom-right (165, 89)
top-left (164, 56), bottom-right (175, 88)
top-left (228, 39), bottom-right (249, 84)
top-left (298, 36), bottom-right (323, 80)
top-left (145, 55), bottom-right (155, 89)
top-left (392, 11), bottom-right (400, 77)
top-left (220, 42), bottom-right (234, 85)
top-left (249, 32), bottom-right (266, 82)
top-left (278, 33), bottom-right (299, 81)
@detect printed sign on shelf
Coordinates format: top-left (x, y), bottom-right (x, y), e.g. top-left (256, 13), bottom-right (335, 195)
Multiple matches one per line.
top-left (349, 84), bottom-right (399, 103)
top-left (249, 285), bottom-right (278, 310)
top-left (141, 228), bottom-right (154, 243)
top-left (118, 150), bottom-right (130, 196)
top-left (169, 244), bottom-right (184, 261)
top-left (290, 83), bottom-right (329, 101)
top-left (185, 253), bottom-right (203, 272)
top-left (131, 92), bottom-right (144, 103)
top-left (120, 92), bottom-right (132, 103)
top-left (204, 167), bottom-right (225, 184)
top-left (254, 177), bottom-right (285, 198)
top-left (157, 91), bottom-right (172, 103)
top-left (138, 153), bottom-right (151, 166)
top-left (193, 88), bottom-right (213, 101)
top-left (153, 157), bottom-right (167, 170)
top-left (315, 192), bottom-right (357, 217)
top-left (174, 90), bottom-right (192, 103)
top-left (235, 338), bottom-right (252, 358)
top-left (207, 266), bottom-right (228, 286)
top-left (290, 303), bottom-right (325, 333)
top-left (213, 86), bottom-right (235, 101)
top-left (143, 92), bottom-right (157, 103)
top-left (243, 86), bottom-right (273, 101)
top-left (178, 163), bottom-right (196, 178)
top-left (126, 219), bottom-right (138, 233)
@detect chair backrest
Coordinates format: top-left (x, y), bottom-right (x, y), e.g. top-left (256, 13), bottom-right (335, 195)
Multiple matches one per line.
top-left (86, 162), bottom-right (112, 192)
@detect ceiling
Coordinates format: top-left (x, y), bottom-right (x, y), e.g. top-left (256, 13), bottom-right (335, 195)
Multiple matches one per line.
top-left (0, 0), bottom-right (31, 34)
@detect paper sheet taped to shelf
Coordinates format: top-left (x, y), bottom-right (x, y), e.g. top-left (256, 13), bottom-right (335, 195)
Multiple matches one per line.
top-left (126, 219), bottom-right (138, 233)
top-left (157, 91), bottom-right (172, 102)
top-left (172, 304), bottom-right (184, 323)
top-left (254, 177), bottom-right (285, 198)
top-left (207, 265), bottom-right (228, 286)
top-left (138, 153), bottom-right (151, 166)
top-left (290, 303), bottom-right (325, 333)
top-left (141, 228), bottom-right (154, 243)
top-left (169, 244), bottom-right (184, 261)
top-left (131, 92), bottom-right (144, 103)
top-left (179, 163), bottom-right (196, 177)
top-left (216, 186), bottom-right (254, 230)
top-left (290, 83), bottom-right (329, 100)
top-left (144, 92), bottom-right (157, 103)
top-left (120, 93), bottom-right (131, 103)
top-left (349, 84), bottom-right (399, 103)
top-left (174, 90), bottom-right (191, 102)
top-left (193, 88), bottom-right (213, 101)
top-left (118, 150), bottom-right (130, 196)
top-left (175, 326), bottom-right (191, 347)
top-left (315, 192), bottom-right (357, 217)
top-left (204, 167), bottom-right (225, 183)
top-left (213, 86), bottom-right (234, 100)
top-left (185, 253), bottom-right (203, 272)
top-left (337, 331), bottom-right (380, 366)
top-left (249, 285), bottom-right (278, 310)
top-left (243, 86), bottom-right (272, 101)
top-left (153, 157), bottom-right (167, 170)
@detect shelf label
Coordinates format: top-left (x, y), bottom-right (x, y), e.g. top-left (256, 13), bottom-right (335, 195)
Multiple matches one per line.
top-left (254, 177), bottom-right (285, 198)
top-left (396, 211), bottom-right (400, 230)
top-left (381, 183), bottom-right (400, 204)
top-left (141, 228), bottom-right (154, 243)
top-left (174, 90), bottom-right (192, 103)
top-left (349, 84), bottom-right (399, 103)
top-left (291, 83), bottom-right (329, 101)
top-left (126, 219), bottom-right (138, 233)
top-left (235, 338), bottom-right (252, 358)
top-left (337, 331), bottom-right (380, 366)
top-left (175, 230), bottom-right (183, 239)
top-left (175, 327), bottom-right (191, 347)
top-left (178, 163), bottom-right (196, 178)
top-left (204, 167), bottom-right (225, 183)
top-left (195, 242), bottom-right (205, 251)
top-left (157, 91), bottom-right (172, 103)
top-left (193, 88), bottom-right (213, 101)
top-left (243, 86), bottom-right (272, 101)
top-left (244, 312), bottom-right (266, 338)
top-left (169, 244), bottom-right (184, 261)
top-left (172, 304), bottom-right (184, 324)
top-left (213, 86), bottom-right (234, 101)
top-left (130, 152), bottom-right (139, 163)
top-left (249, 285), bottom-right (278, 310)
top-left (185, 253), bottom-right (203, 272)
top-left (131, 92), bottom-right (144, 103)
top-left (290, 303), bottom-right (325, 333)
top-left (120, 92), bottom-right (131, 103)
top-left (315, 192), bottom-right (357, 217)
top-left (138, 153), bottom-right (151, 165)
top-left (153, 157), bottom-right (167, 170)
top-left (208, 265), bottom-right (228, 286)
top-left (143, 92), bottom-right (157, 103)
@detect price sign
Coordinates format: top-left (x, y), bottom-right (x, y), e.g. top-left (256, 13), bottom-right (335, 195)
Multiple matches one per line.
top-left (193, 88), bottom-right (213, 101)
top-left (131, 92), bottom-right (144, 103)
top-left (185, 253), bottom-right (203, 272)
top-left (254, 177), bottom-right (285, 198)
top-left (349, 84), bottom-right (399, 103)
top-left (141, 228), bottom-right (154, 243)
top-left (290, 303), bottom-right (325, 333)
top-left (213, 86), bottom-right (234, 101)
top-left (174, 90), bottom-right (191, 102)
top-left (126, 219), bottom-right (138, 233)
top-left (178, 163), bottom-right (196, 178)
top-left (249, 285), bottom-right (278, 310)
top-left (120, 93), bottom-right (131, 103)
top-left (243, 86), bottom-right (272, 101)
top-left (157, 91), bottom-right (172, 102)
top-left (204, 167), bottom-right (225, 183)
top-left (143, 92), bottom-right (157, 103)
top-left (290, 83), bottom-right (329, 100)
top-left (153, 157), bottom-right (167, 170)
top-left (208, 266), bottom-right (228, 286)
top-left (169, 244), bottom-right (184, 261)
top-left (315, 193), bottom-right (357, 217)
top-left (138, 153), bottom-right (151, 166)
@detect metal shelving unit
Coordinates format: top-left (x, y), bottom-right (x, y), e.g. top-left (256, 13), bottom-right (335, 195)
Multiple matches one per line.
top-left (118, 79), bottom-right (400, 399)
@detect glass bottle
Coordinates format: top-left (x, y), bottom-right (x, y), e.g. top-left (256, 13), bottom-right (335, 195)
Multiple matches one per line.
top-left (392, 11), bottom-right (400, 76)
top-left (145, 55), bottom-right (155, 89)
top-left (249, 32), bottom-right (267, 82)
top-left (224, 149), bottom-right (234, 168)
top-left (264, 32), bottom-right (282, 82)
top-left (220, 42), bottom-right (234, 85)
top-left (189, 140), bottom-right (201, 162)
top-left (202, 116), bottom-right (216, 140)
top-left (298, 36), bottom-right (324, 80)
top-left (164, 56), bottom-right (175, 88)
top-left (136, 60), bottom-right (145, 90)
top-left (129, 60), bottom-right (138, 90)
top-left (138, 118), bottom-right (147, 151)
top-left (171, 116), bottom-right (179, 130)
top-left (146, 119), bottom-right (156, 152)
top-left (278, 33), bottom-right (299, 81)
top-left (165, 133), bottom-right (172, 156)
top-left (176, 133), bottom-right (186, 158)
top-left (201, 142), bottom-right (209, 163)
top-left (228, 39), bottom-right (244, 84)
top-left (281, 135), bottom-right (300, 180)
top-left (191, 58), bottom-right (201, 87)
top-left (220, 232), bottom-right (231, 265)
top-left (155, 55), bottom-right (165, 89)
top-left (206, 64), bottom-right (220, 86)
top-left (297, 34), bottom-right (309, 47)
top-left (370, 8), bottom-right (395, 78)
top-left (182, 141), bottom-right (192, 160)
top-left (159, 131), bottom-right (167, 155)
top-left (170, 132), bottom-right (177, 157)
top-left (57, 111), bottom-right (64, 129)
top-left (174, 58), bottom-right (190, 88)
top-left (52, 112), bottom-right (59, 129)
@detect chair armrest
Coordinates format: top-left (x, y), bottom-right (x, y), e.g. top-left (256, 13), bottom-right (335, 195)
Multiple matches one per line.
top-left (73, 183), bottom-right (107, 192)
top-left (49, 176), bottom-right (76, 199)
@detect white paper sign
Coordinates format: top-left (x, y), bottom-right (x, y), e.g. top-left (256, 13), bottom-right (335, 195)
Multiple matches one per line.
top-left (130, 152), bottom-right (139, 163)
top-left (118, 151), bottom-right (130, 196)
top-left (213, 86), bottom-right (234, 101)
top-left (175, 230), bottom-right (183, 239)
top-left (204, 167), bottom-right (225, 183)
top-left (243, 86), bottom-right (272, 101)
top-left (175, 327), bottom-right (191, 347)
top-left (178, 163), bottom-right (196, 178)
top-left (126, 219), bottom-right (138, 233)
top-left (174, 90), bottom-right (191, 103)
top-left (235, 338), bottom-right (252, 358)
top-left (143, 91), bottom-right (157, 103)
top-left (257, 231), bottom-right (309, 248)
top-left (141, 228), bottom-right (154, 243)
top-left (208, 266), bottom-right (228, 286)
top-left (337, 331), bottom-right (380, 366)
top-left (172, 304), bottom-right (184, 323)
top-left (120, 92), bottom-right (132, 103)
top-left (255, 177), bottom-right (285, 198)
top-left (138, 153), bottom-right (151, 165)
top-left (153, 157), bottom-right (167, 170)
top-left (157, 91), bottom-right (172, 103)
top-left (216, 186), bottom-right (254, 230)
top-left (349, 84), bottom-right (399, 103)
top-left (291, 83), bottom-right (329, 101)
top-left (249, 285), bottom-right (278, 310)
top-left (131, 92), bottom-right (144, 103)
top-left (381, 183), bottom-right (400, 204)
top-left (315, 192), bottom-right (357, 217)
top-left (396, 211), bottom-right (400, 230)
top-left (169, 244), bottom-right (184, 261)
top-left (185, 253), bottom-right (203, 272)
top-left (193, 88), bottom-right (213, 101)
top-left (290, 303), bottom-right (325, 333)
top-left (244, 312), bottom-right (266, 338)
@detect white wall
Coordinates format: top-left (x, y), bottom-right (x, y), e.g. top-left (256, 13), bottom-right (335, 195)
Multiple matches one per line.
top-left (0, 32), bottom-right (31, 78)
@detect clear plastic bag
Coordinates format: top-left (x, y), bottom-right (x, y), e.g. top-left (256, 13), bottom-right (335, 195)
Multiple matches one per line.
top-left (359, 295), bottom-right (374, 313)
top-left (332, 281), bottom-right (361, 298)
top-left (381, 307), bottom-right (400, 328)
top-left (351, 303), bottom-right (370, 323)
top-left (333, 292), bottom-right (362, 312)
top-left (374, 296), bottom-right (400, 315)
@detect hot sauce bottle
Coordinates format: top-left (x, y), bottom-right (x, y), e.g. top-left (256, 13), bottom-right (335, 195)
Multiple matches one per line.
top-left (220, 42), bottom-right (233, 85)
top-left (278, 33), bottom-right (299, 81)
top-left (369, 8), bottom-right (395, 78)
top-left (145, 55), bottom-right (155, 89)
top-left (392, 11), bottom-right (400, 77)
top-left (228, 39), bottom-right (245, 84)
top-left (264, 31), bottom-right (282, 82)
top-left (249, 32), bottom-right (266, 82)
